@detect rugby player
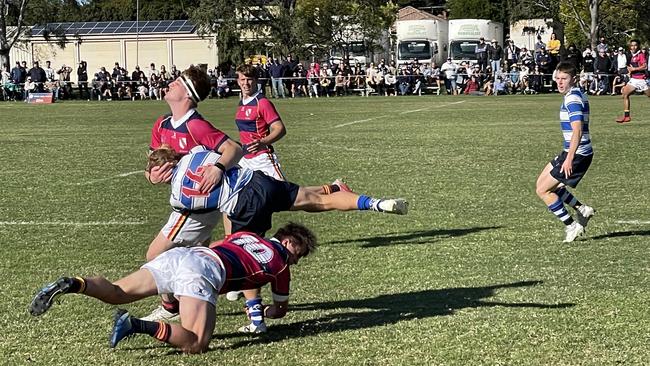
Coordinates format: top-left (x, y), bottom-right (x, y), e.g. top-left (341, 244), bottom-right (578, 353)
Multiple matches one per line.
top-left (535, 61), bottom-right (595, 243)
top-left (235, 63), bottom-right (287, 180)
top-left (30, 223), bottom-right (316, 354)
top-left (616, 39), bottom-right (650, 123)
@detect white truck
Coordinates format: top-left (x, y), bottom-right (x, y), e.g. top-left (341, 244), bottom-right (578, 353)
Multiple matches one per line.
top-left (448, 19), bottom-right (503, 65)
top-left (395, 19), bottom-right (449, 66)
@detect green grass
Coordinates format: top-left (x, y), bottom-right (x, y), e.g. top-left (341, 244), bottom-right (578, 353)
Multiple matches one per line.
top-left (1, 93), bottom-right (649, 365)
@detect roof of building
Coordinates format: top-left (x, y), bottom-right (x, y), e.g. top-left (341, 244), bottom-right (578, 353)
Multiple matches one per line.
top-left (30, 20), bottom-right (196, 37)
top-left (398, 6), bottom-right (446, 21)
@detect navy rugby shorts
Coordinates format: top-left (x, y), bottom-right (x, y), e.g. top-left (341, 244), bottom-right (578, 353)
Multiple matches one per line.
top-left (229, 171), bottom-right (300, 235)
top-left (550, 151), bottom-right (593, 188)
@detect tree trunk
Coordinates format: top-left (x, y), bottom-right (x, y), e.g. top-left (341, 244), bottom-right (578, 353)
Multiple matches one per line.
top-left (589, 0), bottom-right (599, 49)
top-left (0, 49), bottom-right (10, 70)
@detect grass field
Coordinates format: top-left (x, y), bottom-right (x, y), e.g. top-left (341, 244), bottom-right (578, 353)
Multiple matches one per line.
top-left (1, 93), bottom-right (649, 365)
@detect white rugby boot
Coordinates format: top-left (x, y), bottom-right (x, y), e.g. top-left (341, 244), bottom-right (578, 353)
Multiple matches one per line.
top-left (378, 199), bottom-right (409, 215)
top-left (576, 205), bottom-right (595, 228)
top-left (238, 322), bottom-right (267, 334)
top-left (141, 305), bottom-right (179, 322)
top-left (563, 222), bottom-right (585, 243)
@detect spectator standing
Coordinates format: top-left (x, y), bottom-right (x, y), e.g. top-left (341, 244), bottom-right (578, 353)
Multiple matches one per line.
top-left (112, 62), bottom-right (122, 79)
top-left (488, 39), bottom-right (503, 78)
top-left (77, 61), bottom-right (89, 100)
top-left (594, 49), bottom-right (612, 95)
top-left (505, 40), bottom-right (519, 66)
top-left (564, 44), bottom-right (582, 71)
top-left (534, 35), bottom-right (546, 60)
top-left (475, 37), bottom-right (489, 71)
top-left (441, 57), bottom-right (458, 95)
top-left (282, 55), bottom-right (298, 98)
top-left (596, 37), bottom-right (608, 54)
top-left (44, 61), bottom-right (55, 82)
top-left (28, 61), bottom-right (46, 92)
top-left (10, 61), bottom-right (22, 85)
top-left (547, 32), bottom-right (562, 67)
top-left (268, 58), bottom-right (285, 98)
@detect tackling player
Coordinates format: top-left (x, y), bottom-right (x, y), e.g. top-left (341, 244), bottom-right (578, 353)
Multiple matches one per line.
top-left (616, 39), bottom-right (650, 123)
top-left (535, 61), bottom-right (595, 243)
top-left (30, 223), bottom-right (316, 354)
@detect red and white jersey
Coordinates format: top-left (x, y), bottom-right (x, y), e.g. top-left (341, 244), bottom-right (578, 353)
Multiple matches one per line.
top-left (629, 51), bottom-right (647, 80)
top-left (151, 109), bottom-right (229, 155)
top-left (212, 232), bottom-right (291, 301)
top-left (235, 91), bottom-right (282, 159)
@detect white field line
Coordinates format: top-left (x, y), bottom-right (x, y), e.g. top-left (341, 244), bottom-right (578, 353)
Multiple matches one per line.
top-left (314, 142), bottom-right (362, 152)
top-left (399, 100), bottom-right (466, 115)
top-left (334, 115), bottom-right (389, 128)
top-left (0, 220), bottom-right (145, 226)
top-left (73, 170), bottom-right (144, 186)
top-left (616, 220), bottom-right (650, 225)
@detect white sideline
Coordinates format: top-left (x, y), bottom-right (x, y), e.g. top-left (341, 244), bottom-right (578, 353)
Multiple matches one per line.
top-left (74, 170), bottom-right (144, 186)
top-left (334, 115), bottom-right (389, 128)
top-left (0, 220), bottom-right (145, 226)
top-left (616, 220), bottom-right (650, 225)
top-left (399, 100), bottom-right (466, 115)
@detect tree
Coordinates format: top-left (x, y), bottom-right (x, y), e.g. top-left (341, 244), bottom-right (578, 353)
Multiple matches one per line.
top-left (189, 0), bottom-right (396, 64)
top-left (0, 0), bottom-right (29, 69)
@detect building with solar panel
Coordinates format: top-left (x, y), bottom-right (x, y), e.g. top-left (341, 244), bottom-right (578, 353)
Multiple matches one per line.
top-left (10, 20), bottom-right (217, 82)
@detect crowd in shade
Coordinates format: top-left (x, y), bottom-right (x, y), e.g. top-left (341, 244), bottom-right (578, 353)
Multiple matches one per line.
top-left (2, 35), bottom-right (649, 101)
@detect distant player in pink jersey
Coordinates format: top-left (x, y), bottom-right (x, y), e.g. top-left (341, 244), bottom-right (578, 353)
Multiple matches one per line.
top-left (30, 222), bottom-right (317, 354)
top-left (616, 39), bottom-right (650, 123)
top-left (235, 63), bottom-right (287, 180)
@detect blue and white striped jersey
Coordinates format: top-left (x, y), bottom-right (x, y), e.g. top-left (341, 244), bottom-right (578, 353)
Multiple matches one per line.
top-left (170, 146), bottom-right (254, 215)
top-left (560, 87), bottom-right (593, 156)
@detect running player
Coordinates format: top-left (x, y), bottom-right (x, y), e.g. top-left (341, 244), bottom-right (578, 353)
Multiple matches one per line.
top-left (535, 61), bottom-right (595, 243)
top-left (235, 63), bottom-right (287, 180)
top-left (29, 223), bottom-right (316, 354)
top-left (616, 39), bottom-right (650, 123)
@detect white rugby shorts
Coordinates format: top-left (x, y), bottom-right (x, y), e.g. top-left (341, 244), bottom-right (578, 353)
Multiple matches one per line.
top-left (142, 247), bottom-right (225, 305)
top-left (239, 152), bottom-right (285, 181)
top-left (161, 209), bottom-right (222, 247)
top-left (628, 77), bottom-right (648, 92)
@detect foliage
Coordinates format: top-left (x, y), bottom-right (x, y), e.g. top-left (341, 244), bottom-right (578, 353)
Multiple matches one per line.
top-left (446, 0), bottom-right (507, 24)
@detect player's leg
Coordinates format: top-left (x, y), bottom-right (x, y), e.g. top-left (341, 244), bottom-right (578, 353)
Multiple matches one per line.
top-left (30, 269), bottom-right (158, 316)
top-left (553, 186), bottom-right (595, 228)
top-left (238, 289), bottom-right (267, 333)
top-left (110, 296), bottom-right (216, 353)
top-left (291, 188), bottom-right (408, 215)
top-left (616, 84), bottom-right (635, 122)
top-left (535, 162), bottom-right (583, 242)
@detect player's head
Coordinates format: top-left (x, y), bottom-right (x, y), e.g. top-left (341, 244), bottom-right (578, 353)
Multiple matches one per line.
top-left (236, 63), bottom-right (258, 96)
top-left (554, 61), bottom-right (578, 93)
top-left (629, 39), bottom-right (640, 52)
top-left (274, 222), bottom-right (317, 265)
top-left (146, 144), bottom-right (182, 172)
top-left (167, 66), bottom-right (210, 106)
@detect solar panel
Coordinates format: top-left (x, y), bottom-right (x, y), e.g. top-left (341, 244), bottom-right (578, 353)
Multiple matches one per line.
top-left (30, 20), bottom-right (198, 36)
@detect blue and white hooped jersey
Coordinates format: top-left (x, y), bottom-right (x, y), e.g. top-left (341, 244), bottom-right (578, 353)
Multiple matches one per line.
top-left (170, 146), bottom-right (254, 215)
top-left (560, 87), bottom-right (593, 156)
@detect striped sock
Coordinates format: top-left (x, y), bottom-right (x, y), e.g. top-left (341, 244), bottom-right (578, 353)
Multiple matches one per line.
top-left (245, 297), bottom-right (265, 326)
top-left (548, 199), bottom-right (574, 226)
top-left (357, 195), bottom-right (381, 211)
top-left (624, 110), bottom-right (630, 117)
top-left (69, 277), bottom-right (86, 293)
top-left (554, 187), bottom-right (582, 209)
top-left (130, 318), bottom-right (172, 342)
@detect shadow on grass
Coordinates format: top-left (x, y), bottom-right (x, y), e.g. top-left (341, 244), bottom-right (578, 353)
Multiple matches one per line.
top-left (219, 280), bottom-right (574, 348)
top-left (326, 226), bottom-right (503, 248)
top-left (590, 230), bottom-right (650, 240)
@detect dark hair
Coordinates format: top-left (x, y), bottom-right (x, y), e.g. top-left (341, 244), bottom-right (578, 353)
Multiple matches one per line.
top-left (274, 222), bottom-right (317, 258)
top-left (555, 61), bottom-right (577, 78)
top-left (236, 63), bottom-right (258, 79)
top-left (630, 39), bottom-right (640, 46)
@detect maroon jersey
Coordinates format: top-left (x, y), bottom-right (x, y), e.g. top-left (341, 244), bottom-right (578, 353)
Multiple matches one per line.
top-left (150, 109), bottom-right (228, 155)
top-left (235, 92), bottom-right (281, 159)
top-left (212, 232), bottom-right (290, 300)
top-left (629, 51), bottom-right (647, 80)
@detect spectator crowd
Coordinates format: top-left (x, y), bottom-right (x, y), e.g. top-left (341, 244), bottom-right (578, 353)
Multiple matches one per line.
top-left (2, 34), bottom-right (649, 102)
